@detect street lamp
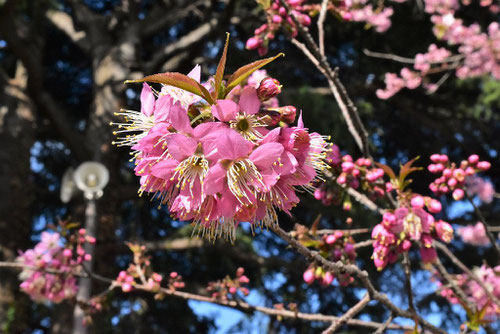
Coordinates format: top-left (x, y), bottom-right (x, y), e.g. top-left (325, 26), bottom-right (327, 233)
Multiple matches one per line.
top-left (62, 161), bottom-right (109, 334)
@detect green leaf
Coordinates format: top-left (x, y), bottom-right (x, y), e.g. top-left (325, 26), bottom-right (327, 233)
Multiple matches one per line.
top-left (225, 53), bottom-right (284, 95)
top-left (213, 32), bottom-right (230, 100)
top-left (125, 72), bottom-right (214, 105)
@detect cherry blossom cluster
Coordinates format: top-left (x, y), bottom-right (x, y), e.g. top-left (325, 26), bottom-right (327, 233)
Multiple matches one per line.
top-left (465, 175), bottom-right (496, 204)
top-left (378, 0), bottom-right (500, 98)
top-left (114, 243), bottom-right (176, 293)
top-left (293, 224), bottom-right (356, 286)
top-left (437, 264), bottom-right (500, 319)
top-left (371, 194), bottom-right (453, 270)
top-left (314, 144), bottom-right (385, 208)
top-left (206, 267), bottom-right (250, 300)
top-left (247, 1), bottom-right (402, 55)
top-left (16, 229), bottom-right (94, 303)
top-left (427, 154), bottom-right (491, 200)
top-left (113, 64), bottom-right (331, 242)
top-left (247, 0), bottom-right (312, 56)
top-left (457, 222), bottom-right (492, 246)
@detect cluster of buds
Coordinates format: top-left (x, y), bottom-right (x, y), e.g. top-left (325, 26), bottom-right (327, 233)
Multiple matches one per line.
top-left (457, 222), bottom-right (492, 246)
top-left (114, 243), bottom-right (173, 293)
top-left (436, 264), bottom-right (500, 319)
top-left (314, 144), bottom-right (385, 208)
top-left (206, 267), bottom-right (250, 300)
top-left (167, 272), bottom-right (185, 290)
top-left (428, 154), bottom-right (491, 200)
top-left (112, 41), bottom-right (331, 242)
top-left (371, 194), bottom-right (453, 270)
top-left (16, 229), bottom-right (94, 303)
top-left (247, 0), bottom-right (312, 55)
top-left (294, 225), bottom-right (356, 286)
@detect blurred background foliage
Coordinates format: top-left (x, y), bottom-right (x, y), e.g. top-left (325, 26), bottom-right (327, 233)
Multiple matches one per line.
top-left (0, 0), bottom-right (498, 333)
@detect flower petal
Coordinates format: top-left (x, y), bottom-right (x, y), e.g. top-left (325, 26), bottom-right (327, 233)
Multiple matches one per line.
top-left (166, 133), bottom-right (197, 161)
top-left (217, 130), bottom-right (252, 160)
top-left (169, 103), bottom-right (192, 134)
top-left (204, 163), bottom-right (226, 195)
top-left (239, 86), bottom-right (260, 115)
top-left (249, 142), bottom-right (284, 170)
top-left (140, 83), bottom-right (155, 117)
top-left (212, 100), bottom-right (239, 122)
top-left (151, 159), bottom-right (178, 180)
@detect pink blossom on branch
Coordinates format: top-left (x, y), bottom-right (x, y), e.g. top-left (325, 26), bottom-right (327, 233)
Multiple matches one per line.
top-left (112, 50), bottom-right (332, 242)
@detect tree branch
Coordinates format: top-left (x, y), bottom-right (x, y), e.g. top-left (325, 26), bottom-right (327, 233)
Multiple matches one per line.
top-left (322, 293), bottom-right (370, 333)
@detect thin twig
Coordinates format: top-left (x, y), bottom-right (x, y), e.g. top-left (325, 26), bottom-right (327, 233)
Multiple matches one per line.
top-left (317, 0), bottom-right (329, 57)
top-left (402, 253), bottom-right (416, 316)
top-left (315, 228), bottom-right (371, 235)
top-left (322, 293), bottom-right (370, 333)
top-left (280, 0), bottom-right (371, 157)
top-left (372, 313), bottom-right (393, 334)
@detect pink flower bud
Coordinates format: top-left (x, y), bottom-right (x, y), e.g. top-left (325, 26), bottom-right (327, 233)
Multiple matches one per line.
top-left (239, 275), bottom-right (250, 284)
top-left (420, 247), bottom-right (437, 263)
top-left (447, 178), bottom-right (457, 187)
top-left (236, 267), bottom-right (245, 277)
top-left (465, 167), bottom-right (475, 175)
top-left (322, 272), bottom-right (334, 285)
top-left (245, 37), bottom-right (261, 50)
top-left (430, 154), bottom-right (441, 163)
top-left (78, 228), bottom-right (86, 235)
top-left (411, 195), bottom-right (425, 209)
top-left (400, 239), bottom-right (412, 252)
top-left (257, 77), bottom-right (282, 101)
top-left (122, 283), bottom-right (132, 292)
top-left (325, 234), bottom-right (337, 245)
top-left (277, 106), bottom-right (297, 124)
top-left (468, 154), bottom-right (479, 164)
top-left (83, 254), bottom-right (92, 261)
top-left (428, 199), bottom-right (442, 213)
top-left (477, 161), bottom-right (491, 171)
top-left (452, 188), bottom-right (464, 200)
top-left (229, 287), bottom-right (237, 294)
top-left (341, 161), bottom-right (355, 173)
top-left (63, 249), bottom-right (72, 258)
top-left (337, 173), bottom-right (347, 185)
top-left (272, 15), bottom-right (282, 23)
top-left (303, 269), bottom-right (315, 284)
top-left (443, 168), bottom-right (452, 177)
top-left (439, 155), bottom-right (449, 163)
top-left (435, 221), bottom-right (453, 243)
top-left (170, 272), bottom-right (178, 279)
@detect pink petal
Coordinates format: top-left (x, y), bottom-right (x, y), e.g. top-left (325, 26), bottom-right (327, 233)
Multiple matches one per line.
top-left (260, 127), bottom-right (281, 144)
top-left (169, 103), bottom-right (192, 134)
top-left (140, 83), bottom-right (155, 117)
top-left (150, 159), bottom-right (178, 180)
top-left (297, 111), bottom-right (304, 128)
top-left (217, 130), bottom-right (252, 160)
top-left (219, 191), bottom-right (240, 217)
top-left (154, 95), bottom-right (172, 123)
top-left (204, 163), bottom-right (226, 195)
top-left (239, 86), bottom-right (260, 115)
top-left (212, 100), bottom-right (239, 122)
top-left (166, 133), bottom-right (197, 161)
top-left (187, 64), bottom-right (201, 82)
top-left (249, 142), bottom-right (284, 170)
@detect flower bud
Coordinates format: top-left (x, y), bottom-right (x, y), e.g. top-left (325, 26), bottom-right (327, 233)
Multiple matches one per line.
top-left (435, 221), bottom-right (453, 243)
top-left (428, 199), bottom-right (442, 213)
top-left (322, 272), bottom-right (334, 285)
top-left (246, 37), bottom-right (261, 50)
top-left (122, 283), bottom-right (132, 292)
top-left (257, 77), bottom-right (282, 101)
top-left (325, 234), bottom-right (337, 245)
top-left (411, 195), bottom-right (425, 209)
top-left (468, 154), bottom-right (479, 164)
top-left (279, 106), bottom-right (297, 124)
top-left (452, 188), bottom-right (464, 200)
top-left (303, 269), bottom-right (315, 284)
top-left (477, 161), bottom-right (491, 171)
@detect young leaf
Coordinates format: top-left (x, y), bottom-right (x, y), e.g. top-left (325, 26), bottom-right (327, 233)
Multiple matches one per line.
top-left (125, 72), bottom-right (214, 105)
top-left (399, 156), bottom-right (423, 186)
top-left (213, 33), bottom-right (230, 99)
top-left (225, 53), bottom-right (284, 95)
top-left (374, 162), bottom-right (396, 181)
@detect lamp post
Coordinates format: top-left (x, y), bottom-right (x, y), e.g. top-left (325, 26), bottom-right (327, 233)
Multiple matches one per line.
top-left (62, 162), bottom-right (109, 334)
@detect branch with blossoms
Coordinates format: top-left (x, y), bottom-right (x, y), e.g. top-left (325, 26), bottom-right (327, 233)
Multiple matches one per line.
top-left (0, 238), bottom-right (415, 332)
